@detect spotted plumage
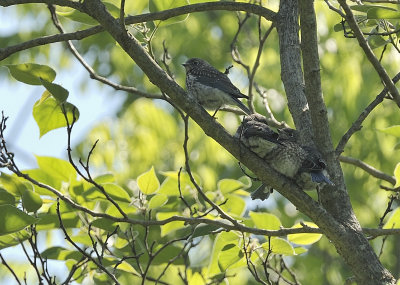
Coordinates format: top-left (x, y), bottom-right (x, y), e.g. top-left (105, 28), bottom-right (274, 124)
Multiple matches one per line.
top-left (183, 58), bottom-right (250, 115)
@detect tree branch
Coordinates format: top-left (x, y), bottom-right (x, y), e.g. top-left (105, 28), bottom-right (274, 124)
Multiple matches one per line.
top-left (336, 71), bottom-right (400, 155)
top-left (337, 0), bottom-right (400, 107)
top-left (0, 2), bottom-right (276, 61)
top-left (339, 156), bottom-right (396, 185)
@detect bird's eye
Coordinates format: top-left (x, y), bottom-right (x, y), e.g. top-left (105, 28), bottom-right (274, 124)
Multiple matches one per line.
top-left (193, 61), bottom-right (199, 65)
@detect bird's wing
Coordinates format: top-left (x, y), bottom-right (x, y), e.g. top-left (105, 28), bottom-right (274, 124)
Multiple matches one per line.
top-left (191, 68), bottom-right (249, 99)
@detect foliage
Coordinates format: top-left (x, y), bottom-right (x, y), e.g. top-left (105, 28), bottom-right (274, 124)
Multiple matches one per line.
top-left (1, 0), bottom-right (400, 284)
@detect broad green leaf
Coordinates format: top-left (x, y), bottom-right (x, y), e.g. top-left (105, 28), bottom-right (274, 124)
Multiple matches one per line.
top-left (36, 156), bottom-right (77, 185)
top-left (383, 207), bottom-right (400, 229)
top-left (394, 163), bottom-right (400, 188)
top-left (218, 243), bottom-right (244, 271)
top-left (149, 0), bottom-right (189, 26)
top-left (351, 5), bottom-right (397, 13)
top-left (156, 212), bottom-right (185, 236)
top-left (261, 237), bottom-right (295, 255)
top-left (94, 173), bottom-right (115, 184)
top-left (91, 218), bottom-right (119, 232)
top-left (378, 126), bottom-right (400, 137)
top-left (41, 247), bottom-right (83, 261)
top-left (84, 183), bottom-right (131, 203)
top-left (367, 7), bottom-right (400, 19)
top-left (0, 173), bottom-right (29, 196)
top-left (148, 193), bottom-right (168, 209)
top-left (0, 205), bottom-right (37, 235)
top-left (208, 231), bottom-right (239, 275)
top-left (367, 34), bottom-right (389, 49)
top-left (33, 91), bottom-right (80, 137)
top-left (0, 189), bottom-right (15, 205)
top-left (294, 247), bottom-right (308, 255)
top-left (220, 194), bottom-right (245, 217)
top-left (6, 63), bottom-right (56, 85)
top-left (288, 222), bottom-right (322, 245)
top-left (57, 3), bottom-right (119, 25)
top-left (192, 224), bottom-right (221, 238)
top-left (36, 212), bottom-right (80, 230)
top-left (137, 166), bottom-right (160, 195)
top-left (116, 261), bottom-right (140, 275)
top-left (0, 231), bottom-right (30, 250)
top-left (22, 190), bottom-right (43, 212)
top-left (218, 178), bottom-right (246, 194)
top-left (249, 211), bottom-right (281, 230)
top-left (40, 78), bottom-right (69, 102)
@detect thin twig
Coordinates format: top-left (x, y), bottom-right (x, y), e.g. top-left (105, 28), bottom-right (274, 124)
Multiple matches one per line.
top-left (0, 253), bottom-right (22, 285)
top-left (339, 156), bottom-right (396, 185)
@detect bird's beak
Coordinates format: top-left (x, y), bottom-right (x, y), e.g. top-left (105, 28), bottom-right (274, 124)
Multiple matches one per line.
top-left (182, 63), bottom-right (187, 67)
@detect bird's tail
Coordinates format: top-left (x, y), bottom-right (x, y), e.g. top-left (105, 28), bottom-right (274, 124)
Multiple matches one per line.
top-left (310, 171), bottom-right (334, 185)
top-left (250, 184), bottom-right (273, 200)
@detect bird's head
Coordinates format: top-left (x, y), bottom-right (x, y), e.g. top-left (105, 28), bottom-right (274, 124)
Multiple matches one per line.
top-left (182, 58), bottom-right (209, 72)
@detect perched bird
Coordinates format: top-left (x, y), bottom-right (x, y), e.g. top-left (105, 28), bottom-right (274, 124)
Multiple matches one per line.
top-left (235, 114), bottom-right (333, 200)
top-left (182, 58), bottom-right (250, 115)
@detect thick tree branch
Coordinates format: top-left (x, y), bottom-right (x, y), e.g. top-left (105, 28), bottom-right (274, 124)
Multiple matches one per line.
top-left (339, 156), bottom-right (396, 185)
top-left (337, 0), bottom-right (400, 107)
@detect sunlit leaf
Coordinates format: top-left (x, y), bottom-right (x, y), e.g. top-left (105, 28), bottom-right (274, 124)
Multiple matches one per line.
top-left (40, 78), bottom-right (69, 102)
top-left (41, 247), bottom-right (83, 261)
top-left (36, 156), bottom-right (77, 185)
top-left (84, 183), bottom-right (131, 203)
top-left (394, 163), bottom-right (400, 188)
top-left (288, 222), bottom-right (322, 245)
top-left (367, 7), bottom-right (400, 19)
top-left (6, 63), bottom-right (56, 85)
top-left (33, 91), bottom-right (79, 137)
top-left (137, 166), bottom-right (160, 195)
top-left (383, 207), bottom-right (400, 229)
top-left (249, 211), bottom-right (281, 230)
top-left (149, 0), bottom-right (189, 26)
top-left (378, 126), bottom-right (400, 137)
top-left (0, 189), bottom-right (16, 205)
top-left (0, 205), bottom-right (37, 235)
top-left (218, 178), bottom-right (248, 194)
top-left (208, 231), bottom-right (239, 275)
top-left (22, 190), bottom-right (43, 212)
top-left (156, 212), bottom-right (185, 236)
top-left (148, 193), bottom-right (168, 209)
top-left (261, 237), bottom-right (295, 255)
top-left (220, 194), bottom-right (245, 217)
top-left (218, 243), bottom-right (244, 271)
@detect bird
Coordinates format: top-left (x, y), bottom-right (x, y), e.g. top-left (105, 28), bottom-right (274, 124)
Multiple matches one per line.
top-left (182, 58), bottom-right (251, 115)
top-left (235, 114), bottom-right (333, 200)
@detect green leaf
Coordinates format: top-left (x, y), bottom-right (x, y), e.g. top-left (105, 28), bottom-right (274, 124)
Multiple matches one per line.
top-left (149, 0), bottom-right (189, 26)
top-left (220, 194), bottom-right (245, 217)
top-left (249, 211), bottom-right (282, 230)
top-left (57, 2), bottom-right (120, 25)
top-left (0, 189), bottom-right (16, 205)
top-left (84, 183), bottom-right (131, 203)
top-left (261, 237), bottom-right (295, 255)
top-left (0, 205), bottom-right (37, 235)
top-left (351, 5), bottom-right (397, 13)
top-left (40, 78), bottom-right (69, 102)
top-left (0, 173), bottom-right (29, 196)
top-left (218, 178), bottom-right (248, 194)
top-left (91, 218), bottom-right (120, 232)
top-left (367, 7), bottom-right (400, 19)
top-left (22, 190), bottom-right (43, 212)
top-left (33, 91), bottom-right (79, 137)
top-left (137, 166), bottom-right (160, 195)
top-left (383, 207), bottom-right (400, 229)
top-left (94, 173), bottom-right (115, 184)
top-left (208, 232), bottom-right (239, 275)
top-left (156, 212), bottom-right (185, 236)
top-left (218, 243), bottom-right (244, 271)
top-left (41, 247), bottom-right (83, 261)
top-left (287, 222), bottom-right (322, 245)
top-left (0, 231), bottom-right (30, 250)
top-left (367, 34), bottom-right (389, 49)
top-left (378, 126), bottom-right (400, 137)
top-left (36, 156), bottom-right (77, 185)
top-left (294, 247), bottom-right (308, 255)
top-left (148, 193), bottom-right (168, 209)
top-left (394, 163), bottom-right (400, 188)
top-left (192, 224), bottom-right (221, 238)
top-left (6, 63), bottom-right (56, 85)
